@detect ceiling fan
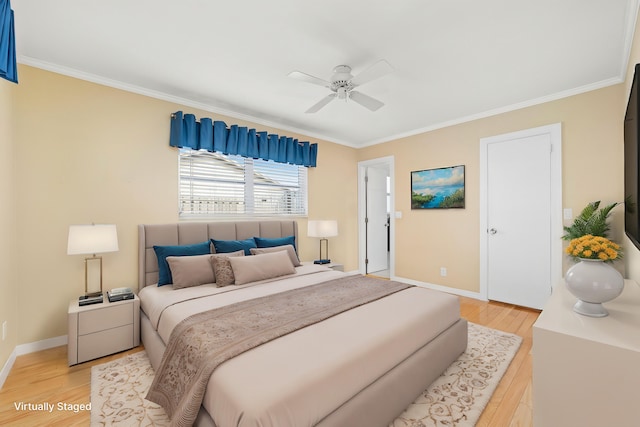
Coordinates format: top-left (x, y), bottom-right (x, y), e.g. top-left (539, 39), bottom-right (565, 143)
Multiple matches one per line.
top-left (288, 59), bottom-right (393, 113)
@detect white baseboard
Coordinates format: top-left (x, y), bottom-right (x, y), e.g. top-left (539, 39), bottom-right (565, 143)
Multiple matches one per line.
top-left (392, 275), bottom-right (486, 301)
top-left (16, 335), bottom-right (67, 356)
top-left (0, 335), bottom-right (67, 390)
top-left (0, 348), bottom-right (17, 390)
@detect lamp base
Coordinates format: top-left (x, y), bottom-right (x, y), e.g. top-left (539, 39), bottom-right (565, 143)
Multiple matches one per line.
top-left (314, 259), bottom-right (331, 265)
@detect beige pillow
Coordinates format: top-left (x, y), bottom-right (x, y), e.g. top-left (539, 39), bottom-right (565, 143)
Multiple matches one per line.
top-left (166, 254), bottom-right (215, 289)
top-left (209, 250), bottom-right (244, 287)
top-left (229, 250), bottom-right (296, 285)
top-left (249, 244), bottom-right (301, 267)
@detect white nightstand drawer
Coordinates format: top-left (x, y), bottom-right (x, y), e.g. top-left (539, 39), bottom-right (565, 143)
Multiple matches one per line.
top-left (78, 303), bottom-right (133, 335)
top-left (77, 324), bottom-right (133, 363)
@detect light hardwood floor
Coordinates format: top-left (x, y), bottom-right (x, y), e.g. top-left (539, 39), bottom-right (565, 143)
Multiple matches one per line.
top-left (0, 296), bottom-right (539, 426)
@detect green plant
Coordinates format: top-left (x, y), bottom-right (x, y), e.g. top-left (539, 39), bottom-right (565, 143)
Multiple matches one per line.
top-left (562, 200), bottom-right (620, 240)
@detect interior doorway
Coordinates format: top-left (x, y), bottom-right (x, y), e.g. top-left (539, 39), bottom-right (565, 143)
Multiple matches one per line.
top-left (479, 124), bottom-right (563, 309)
top-left (358, 156), bottom-right (394, 277)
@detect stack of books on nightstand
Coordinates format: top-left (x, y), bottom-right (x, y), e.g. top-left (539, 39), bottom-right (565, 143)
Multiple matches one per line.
top-left (78, 293), bottom-right (103, 306)
top-left (107, 287), bottom-right (134, 302)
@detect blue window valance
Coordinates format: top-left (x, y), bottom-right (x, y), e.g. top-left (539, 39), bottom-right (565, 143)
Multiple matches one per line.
top-left (0, 0), bottom-right (17, 84)
top-left (169, 111), bottom-right (318, 167)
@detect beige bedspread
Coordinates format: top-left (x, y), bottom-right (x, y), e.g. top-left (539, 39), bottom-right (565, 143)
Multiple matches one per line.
top-left (139, 266), bottom-right (462, 427)
top-left (140, 265), bottom-right (347, 342)
top-left (147, 275), bottom-right (412, 426)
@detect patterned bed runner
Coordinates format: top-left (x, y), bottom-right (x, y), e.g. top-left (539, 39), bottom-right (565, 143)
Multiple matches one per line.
top-left (146, 275), bottom-right (412, 427)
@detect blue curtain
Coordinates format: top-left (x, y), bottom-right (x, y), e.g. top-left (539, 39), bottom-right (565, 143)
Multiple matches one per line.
top-left (0, 0), bottom-right (17, 84)
top-left (169, 111), bottom-right (318, 167)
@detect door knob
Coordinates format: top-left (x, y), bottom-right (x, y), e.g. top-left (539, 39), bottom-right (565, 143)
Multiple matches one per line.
top-left (489, 228), bottom-right (497, 235)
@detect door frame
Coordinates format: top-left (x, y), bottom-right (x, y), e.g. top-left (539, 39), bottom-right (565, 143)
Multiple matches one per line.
top-left (479, 123), bottom-right (563, 302)
top-left (358, 156), bottom-right (395, 276)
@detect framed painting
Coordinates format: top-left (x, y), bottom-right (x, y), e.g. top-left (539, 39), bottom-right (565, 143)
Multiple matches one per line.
top-left (411, 165), bottom-right (465, 209)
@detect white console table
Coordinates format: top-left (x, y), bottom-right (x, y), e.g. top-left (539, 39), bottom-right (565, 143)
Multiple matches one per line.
top-left (532, 279), bottom-right (640, 427)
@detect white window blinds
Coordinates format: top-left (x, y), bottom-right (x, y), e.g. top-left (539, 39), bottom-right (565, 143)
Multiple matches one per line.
top-left (178, 149), bottom-right (308, 217)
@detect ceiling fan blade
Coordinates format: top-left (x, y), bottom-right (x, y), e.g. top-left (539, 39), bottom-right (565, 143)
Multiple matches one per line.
top-left (351, 59), bottom-right (394, 87)
top-left (349, 91), bottom-right (384, 111)
top-left (288, 70), bottom-right (330, 87)
top-left (305, 93), bottom-right (337, 113)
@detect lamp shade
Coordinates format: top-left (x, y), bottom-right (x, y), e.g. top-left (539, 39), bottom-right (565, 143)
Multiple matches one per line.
top-left (307, 220), bottom-right (338, 238)
top-left (67, 224), bottom-right (119, 255)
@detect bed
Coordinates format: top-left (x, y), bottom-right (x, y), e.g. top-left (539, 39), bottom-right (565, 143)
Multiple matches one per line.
top-left (137, 220), bottom-right (467, 427)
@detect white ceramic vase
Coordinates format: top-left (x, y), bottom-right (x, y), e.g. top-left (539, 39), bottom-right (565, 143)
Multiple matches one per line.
top-left (565, 258), bottom-right (624, 317)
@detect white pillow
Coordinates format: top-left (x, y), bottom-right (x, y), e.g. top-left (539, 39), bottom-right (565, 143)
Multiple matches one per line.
top-left (229, 250), bottom-right (296, 285)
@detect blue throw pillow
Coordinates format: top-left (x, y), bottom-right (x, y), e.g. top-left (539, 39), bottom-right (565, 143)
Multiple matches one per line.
top-left (254, 235), bottom-right (296, 251)
top-left (211, 238), bottom-right (257, 256)
top-left (153, 241), bottom-right (211, 286)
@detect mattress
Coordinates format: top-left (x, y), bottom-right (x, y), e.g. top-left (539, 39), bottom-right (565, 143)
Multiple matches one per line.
top-left (139, 265), bottom-right (463, 427)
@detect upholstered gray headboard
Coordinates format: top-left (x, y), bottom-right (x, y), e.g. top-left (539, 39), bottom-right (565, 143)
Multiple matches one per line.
top-left (138, 220), bottom-right (298, 288)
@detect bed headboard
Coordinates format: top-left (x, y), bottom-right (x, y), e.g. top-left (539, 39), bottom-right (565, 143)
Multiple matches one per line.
top-left (138, 220), bottom-right (298, 288)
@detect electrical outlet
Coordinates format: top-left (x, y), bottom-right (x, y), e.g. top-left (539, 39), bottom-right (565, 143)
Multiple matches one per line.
top-left (440, 267), bottom-right (447, 277)
top-left (2, 321), bottom-right (6, 341)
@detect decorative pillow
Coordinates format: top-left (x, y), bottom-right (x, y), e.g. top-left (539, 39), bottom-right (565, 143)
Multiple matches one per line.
top-left (230, 250), bottom-right (296, 285)
top-left (250, 244), bottom-right (301, 267)
top-left (153, 241), bottom-right (211, 286)
top-left (211, 238), bottom-right (257, 256)
top-left (211, 256), bottom-right (236, 287)
top-left (254, 235), bottom-right (296, 251)
top-left (166, 254), bottom-right (215, 289)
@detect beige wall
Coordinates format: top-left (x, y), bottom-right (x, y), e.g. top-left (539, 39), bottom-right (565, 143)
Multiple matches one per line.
top-left (359, 85), bottom-right (625, 292)
top-left (0, 77), bottom-right (17, 369)
top-left (11, 65), bottom-right (357, 346)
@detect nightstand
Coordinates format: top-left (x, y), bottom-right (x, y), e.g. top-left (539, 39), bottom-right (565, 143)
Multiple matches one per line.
top-left (302, 261), bottom-right (344, 272)
top-left (325, 263), bottom-right (344, 272)
top-left (67, 294), bottom-right (140, 365)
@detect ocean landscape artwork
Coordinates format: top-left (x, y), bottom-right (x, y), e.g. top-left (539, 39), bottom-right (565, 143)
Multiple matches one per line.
top-left (411, 165), bottom-right (465, 209)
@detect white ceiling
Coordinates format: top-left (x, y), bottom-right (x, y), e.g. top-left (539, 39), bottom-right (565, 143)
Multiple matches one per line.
top-left (12, 0), bottom-right (639, 147)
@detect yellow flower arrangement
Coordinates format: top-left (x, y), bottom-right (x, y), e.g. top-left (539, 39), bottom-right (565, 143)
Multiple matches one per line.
top-left (565, 234), bottom-right (622, 261)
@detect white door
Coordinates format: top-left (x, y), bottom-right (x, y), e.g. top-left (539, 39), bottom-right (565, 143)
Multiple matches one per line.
top-left (358, 156), bottom-right (394, 277)
top-left (481, 124), bottom-right (562, 310)
top-left (366, 166), bottom-right (389, 274)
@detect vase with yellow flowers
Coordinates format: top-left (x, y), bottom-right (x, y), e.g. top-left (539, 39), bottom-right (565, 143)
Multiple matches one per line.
top-left (565, 234), bottom-right (624, 317)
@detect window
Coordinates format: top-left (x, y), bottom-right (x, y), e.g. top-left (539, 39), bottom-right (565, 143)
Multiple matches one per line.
top-left (178, 149), bottom-right (308, 218)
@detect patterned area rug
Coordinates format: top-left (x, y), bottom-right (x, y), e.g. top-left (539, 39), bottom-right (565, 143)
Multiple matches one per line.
top-left (391, 323), bottom-right (522, 427)
top-left (91, 323), bottom-right (521, 427)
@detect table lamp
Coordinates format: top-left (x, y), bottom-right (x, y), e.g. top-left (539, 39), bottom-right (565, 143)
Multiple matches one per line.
top-left (67, 224), bottom-right (119, 297)
top-left (307, 220), bottom-right (338, 264)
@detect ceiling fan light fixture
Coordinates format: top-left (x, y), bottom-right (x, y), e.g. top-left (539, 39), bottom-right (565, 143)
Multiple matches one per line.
top-left (289, 59), bottom-right (393, 113)
top-left (331, 65), bottom-right (353, 81)
top-left (337, 87), bottom-right (348, 100)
